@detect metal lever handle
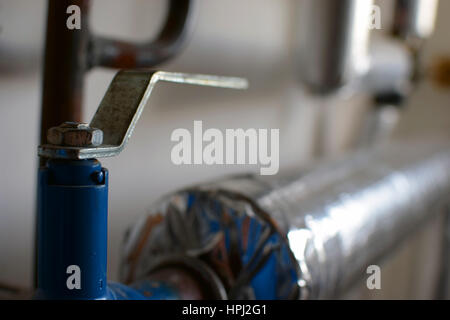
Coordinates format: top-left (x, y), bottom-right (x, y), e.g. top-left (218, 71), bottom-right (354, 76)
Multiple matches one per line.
top-left (39, 70), bottom-right (248, 159)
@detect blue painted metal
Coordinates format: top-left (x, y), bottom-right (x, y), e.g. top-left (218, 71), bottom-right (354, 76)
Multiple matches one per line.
top-left (108, 280), bottom-right (180, 300)
top-left (194, 193), bottom-right (299, 299)
top-left (188, 195), bottom-right (298, 300)
top-left (36, 159), bottom-right (109, 299)
top-left (107, 281), bottom-right (180, 300)
top-left (36, 158), bottom-right (180, 300)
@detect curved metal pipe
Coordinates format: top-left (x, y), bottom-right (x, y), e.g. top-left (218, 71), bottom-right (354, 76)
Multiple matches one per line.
top-left (41, 0), bottom-right (195, 146)
top-left (89, 0), bottom-right (195, 69)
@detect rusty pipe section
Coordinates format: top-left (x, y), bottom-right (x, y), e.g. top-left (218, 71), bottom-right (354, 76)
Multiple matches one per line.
top-left (121, 139), bottom-right (450, 299)
top-left (40, 0), bottom-right (194, 145)
top-left (40, 0), bottom-right (91, 145)
top-left (89, 0), bottom-right (195, 69)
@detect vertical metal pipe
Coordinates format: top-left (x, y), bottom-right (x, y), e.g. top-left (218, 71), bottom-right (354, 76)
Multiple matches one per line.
top-left (36, 159), bottom-right (109, 299)
top-left (393, 0), bottom-right (439, 40)
top-left (36, 0), bottom-right (91, 289)
top-left (295, 0), bottom-right (373, 94)
top-left (36, 0), bottom-right (91, 290)
top-left (40, 0), bottom-right (91, 147)
top-left (392, 0), bottom-right (440, 83)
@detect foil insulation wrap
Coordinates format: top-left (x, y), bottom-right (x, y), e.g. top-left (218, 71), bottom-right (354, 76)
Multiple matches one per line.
top-left (120, 140), bottom-right (450, 299)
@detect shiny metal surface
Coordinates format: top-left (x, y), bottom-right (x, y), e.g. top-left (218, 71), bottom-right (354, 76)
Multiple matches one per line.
top-left (366, 36), bottom-right (413, 97)
top-left (38, 70), bottom-right (248, 159)
top-left (295, 0), bottom-right (373, 94)
top-left (121, 139), bottom-right (450, 299)
top-left (47, 122), bottom-right (104, 147)
top-left (220, 139), bottom-right (450, 298)
top-left (393, 0), bottom-right (439, 40)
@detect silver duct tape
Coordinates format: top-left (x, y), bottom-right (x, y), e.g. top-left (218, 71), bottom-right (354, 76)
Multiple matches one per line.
top-left (120, 139), bottom-right (450, 299)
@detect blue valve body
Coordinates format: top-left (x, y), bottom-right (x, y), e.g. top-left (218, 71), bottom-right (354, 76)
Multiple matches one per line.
top-left (36, 159), bottom-right (109, 299)
top-left (36, 159), bottom-right (179, 300)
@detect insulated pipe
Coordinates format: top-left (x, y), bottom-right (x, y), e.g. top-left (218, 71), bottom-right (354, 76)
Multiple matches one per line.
top-left (295, 0), bottom-right (373, 94)
top-left (246, 139), bottom-right (450, 298)
top-left (121, 138), bottom-right (450, 299)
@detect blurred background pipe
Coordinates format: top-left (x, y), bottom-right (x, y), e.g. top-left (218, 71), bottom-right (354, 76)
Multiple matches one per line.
top-left (392, 0), bottom-right (439, 82)
top-left (293, 0), bottom-right (373, 157)
top-left (358, 36), bottom-right (413, 147)
top-left (89, 0), bottom-right (195, 69)
top-left (295, 0), bottom-right (373, 95)
top-left (40, 0), bottom-right (91, 148)
top-left (393, 0), bottom-right (439, 41)
top-left (359, 0), bottom-right (440, 149)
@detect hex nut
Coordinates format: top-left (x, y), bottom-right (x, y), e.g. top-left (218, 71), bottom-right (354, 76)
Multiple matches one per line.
top-left (47, 122), bottom-right (103, 147)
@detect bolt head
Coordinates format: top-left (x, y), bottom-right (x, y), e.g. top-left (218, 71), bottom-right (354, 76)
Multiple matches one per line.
top-left (47, 122), bottom-right (103, 147)
top-left (60, 121), bottom-right (90, 129)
